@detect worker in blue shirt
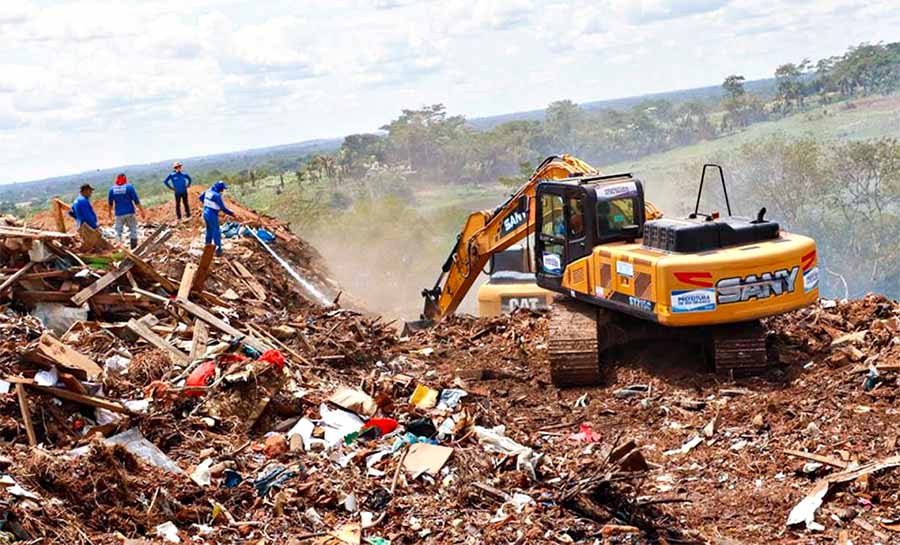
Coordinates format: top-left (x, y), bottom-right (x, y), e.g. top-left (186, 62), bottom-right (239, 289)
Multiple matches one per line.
top-left (163, 161), bottom-right (192, 220)
top-left (107, 173), bottom-right (146, 249)
top-left (199, 181), bottom-right (236, 256)
top-left (69, 184), bottom-right (99, 230)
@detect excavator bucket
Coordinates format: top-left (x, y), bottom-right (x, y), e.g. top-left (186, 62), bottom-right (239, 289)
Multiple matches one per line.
top-left (401, 319), bottom-right (434, 336)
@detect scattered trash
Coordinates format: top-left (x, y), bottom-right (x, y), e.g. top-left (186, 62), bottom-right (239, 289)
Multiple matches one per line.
top-left (155, 521), bottom-right (181, 543)
top-left (403, 443), bottom-right (454, 476)
top-left (253, 465), bottom-right (297, 497)
top-left (613, 384), bottom-right (649, 399)
top-left (436, 388), bottom-right (467, 410)
top-left (665, 435), bottom-right (703, 456)
top-left (330, 387), bottom-right (378, 417)
top-left (405, 418), bottom-right (437, 439)
top-left (409, 384), bottom-right (439, 409)
top-left (103, 428), bottom-right (184, 474)
top-left (568, 423), bottom-right (602, 443)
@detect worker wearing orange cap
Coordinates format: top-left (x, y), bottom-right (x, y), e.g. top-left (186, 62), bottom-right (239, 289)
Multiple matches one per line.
top-left (163, 161), bottom-right (192, 220)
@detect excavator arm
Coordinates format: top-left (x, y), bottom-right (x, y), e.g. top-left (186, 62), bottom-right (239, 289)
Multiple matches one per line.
top-left (420, 155), bottom-right (602, 322)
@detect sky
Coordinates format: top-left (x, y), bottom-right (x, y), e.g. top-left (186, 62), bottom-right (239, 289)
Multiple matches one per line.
top-left (0, 0), bottom-right (898, 183)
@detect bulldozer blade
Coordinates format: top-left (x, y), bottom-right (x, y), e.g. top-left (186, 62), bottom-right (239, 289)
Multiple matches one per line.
top-left (402, 319), bottom-right (434, 336)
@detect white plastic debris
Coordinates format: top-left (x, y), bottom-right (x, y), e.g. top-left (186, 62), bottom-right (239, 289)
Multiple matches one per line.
top-left (35, 367), bottom-right (59, 387)
top-left (319, 403), bottom-right (364, 448)
top-left (104, 355), bottom-right (131, 374)
top-left (473, 425), bottom-right (542, 479)
top-left (0, 475), bottom-right (40, 499)
top-left (287, 418), bottom-right (316, 451)
top-left (436, 388), bottom-right (468, 410)
top-left (191, 459), bottom-right (214, 487)
top-left (664, 435), bottom-right (703, 456)
top-left (104, 428), bottom-right (185, 474)
top-left (155, 521), bottom-right (181, 543)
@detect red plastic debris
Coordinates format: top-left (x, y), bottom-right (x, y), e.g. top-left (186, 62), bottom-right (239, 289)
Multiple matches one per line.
top-left (363, 417), bottom-right (399, 437)
top-left (259, 349), bottom-right (286, 369)
top-left (185, 360), bottom-right (217, 397)
top-left (569, 423), bottom-right (602, 443)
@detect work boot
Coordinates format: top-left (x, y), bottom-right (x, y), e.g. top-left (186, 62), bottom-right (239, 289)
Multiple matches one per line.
top-left (215, 249), bottom-right (223, 257)
top-left (130, 239), bottom-right (137, 250)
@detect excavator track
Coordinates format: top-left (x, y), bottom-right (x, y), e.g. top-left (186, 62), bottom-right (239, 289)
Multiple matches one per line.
top-left (547, 295), bottom-right (770, 385)
top-left (711, 321), bottom-right (768, 374)
top-left (548, 297), bottom-right (603, 386)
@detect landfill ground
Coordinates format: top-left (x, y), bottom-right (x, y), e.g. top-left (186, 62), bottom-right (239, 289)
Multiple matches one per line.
top-left (1, 192), bottom-right (899, 544)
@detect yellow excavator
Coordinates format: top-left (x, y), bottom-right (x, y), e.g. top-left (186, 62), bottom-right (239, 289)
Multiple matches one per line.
top-left (418, 155), bottom-right (819, 385)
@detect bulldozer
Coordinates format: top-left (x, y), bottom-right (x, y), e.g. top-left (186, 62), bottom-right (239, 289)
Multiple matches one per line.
top-left (418, 155), bottom-right (819, 386)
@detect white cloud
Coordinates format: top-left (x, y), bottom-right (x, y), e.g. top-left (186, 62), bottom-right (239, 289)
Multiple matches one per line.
top-left (610, 0), bottom-right (731, 23)
top-left (0, 0), bottom-right (898, 181)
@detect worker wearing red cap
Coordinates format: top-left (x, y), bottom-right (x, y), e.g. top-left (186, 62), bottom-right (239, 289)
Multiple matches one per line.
top-left (163, 161), bottom-right (193, 220)
top-left (107, 173), bottom-right (145, 249)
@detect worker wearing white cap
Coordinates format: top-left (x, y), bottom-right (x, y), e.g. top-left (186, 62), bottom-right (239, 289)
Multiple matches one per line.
top-left (163, 161), bottom-right (193, 220)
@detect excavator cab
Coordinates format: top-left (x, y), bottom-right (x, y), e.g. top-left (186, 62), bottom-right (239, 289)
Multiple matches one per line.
top-left (535, 175), bottom-right (646, 292)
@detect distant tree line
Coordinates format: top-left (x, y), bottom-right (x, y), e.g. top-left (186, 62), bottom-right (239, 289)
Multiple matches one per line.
top-left (284, 40), bottom-right (900, 194)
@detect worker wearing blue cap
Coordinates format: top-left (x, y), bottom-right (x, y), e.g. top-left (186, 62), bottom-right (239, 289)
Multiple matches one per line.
top-left (198, 181), bottom-right (236, 256)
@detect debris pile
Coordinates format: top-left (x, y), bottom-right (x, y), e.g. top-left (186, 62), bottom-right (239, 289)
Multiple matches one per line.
top-left (1, 196), bottom-right (900, 544)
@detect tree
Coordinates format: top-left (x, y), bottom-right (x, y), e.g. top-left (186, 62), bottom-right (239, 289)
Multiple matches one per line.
top-left (543, 100), bottom-right (583, 153)
top-left (722, 75), bottom-right (746, 100)
top-left (775, 62), bottom-right (805, 110)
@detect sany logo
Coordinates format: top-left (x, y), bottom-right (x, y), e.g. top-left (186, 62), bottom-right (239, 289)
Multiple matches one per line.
top-left (716, 267), bottom-right (800, 304)
top-left (503, 212), bottom-right (526, 233)
top-left (675, 267), bottom-right (803, 305)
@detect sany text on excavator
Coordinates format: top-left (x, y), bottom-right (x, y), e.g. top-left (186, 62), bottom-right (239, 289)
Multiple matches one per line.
top-left (418, 155), bottom-right (819, 386)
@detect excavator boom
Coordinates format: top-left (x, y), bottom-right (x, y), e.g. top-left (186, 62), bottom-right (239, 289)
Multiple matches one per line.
top-left (420, 155), bottom-right (597, 321)
top-left (421, 155), bottom-right (660, 321)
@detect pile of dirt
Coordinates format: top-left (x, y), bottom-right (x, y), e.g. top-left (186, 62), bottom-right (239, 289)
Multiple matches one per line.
top-left (2, 196), bottom-right (900, 544)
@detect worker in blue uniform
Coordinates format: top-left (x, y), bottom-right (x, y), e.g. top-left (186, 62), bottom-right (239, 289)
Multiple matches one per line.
top-left (163, 161), bottom-right (193, 220)
top-left (69, 184), bottom-right (98, 229)
top-left (198, 181), bottom-right (236, 256)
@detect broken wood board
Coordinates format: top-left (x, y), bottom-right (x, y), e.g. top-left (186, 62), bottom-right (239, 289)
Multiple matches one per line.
top-left (177, 263), bottom-right (198, 300)
top-left (0, 226), bottom-right (75, 239)
top-left (787, 454), bottom-right (900, 529)
top-left (0, 262), bottom-right (35, 296)
top-left (127, 318), bottom-right (190, 365)
top-left (71, 227), bottom-right (171, 306)
top-left (174, 297), bottom-right (268, 353)
top-left (403, 443), bottom-right (453, 476)
top-left (122, 249), bottom-right (178, 293)
top-left (783, 449), bottom-right (849, 469)
top-left (23, 332), bottom-right (102, 381)
top-left (191, 244), bottom-right (216, 293)
top-left (7, 376), bottom-right (133, 415)
top-left (15, 384), bottom-right (37, 446)
top-left (230, 261), bottom-right (267, 300)
top-left (190, 320), bottom-right (209, 361)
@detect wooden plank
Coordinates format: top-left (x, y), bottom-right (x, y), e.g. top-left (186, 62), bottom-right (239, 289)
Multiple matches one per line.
top-left (122, 249), bottom-right (178, 293)
top-left (0, 226), bottom-right (75, 239)
top-left (7, 377), bottom-right (133, 415)
top-left (70, 228), bottom-right (171, 306)
top-left (15, 384), bottom-right (37, 446)
top-left (52, 199), bottom-right (68, 233)
top-left (192, 244), bottom-right (216, 293)
top-left (20, 290), bottom-right (147, 306)
top-left (174, 297), bottom-right (268, 353)
top-left (178, 263), bottom-right (198, 300)
top-left (127, 317), bottom-right (190, 365)
top-left (190, 320), bottom-right (209, 361)
top-left (783, 449), bottom-right (849, 469)
top-left (0, 262), bottom-right (35, 295)
top-left (232, 261), bottom-right (267, 300)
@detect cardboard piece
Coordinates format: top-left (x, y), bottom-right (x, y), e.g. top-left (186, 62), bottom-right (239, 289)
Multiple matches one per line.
top-left (403, 443), bottom-right (453, 476)
top-left (24, 332), bottom-right (102, 381)
top-left (329, 388), bottom-right (377, 417)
